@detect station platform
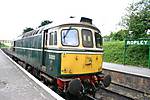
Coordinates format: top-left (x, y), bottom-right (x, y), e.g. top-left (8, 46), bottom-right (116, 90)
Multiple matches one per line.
top-left (0, 50), bottom-right (64, 100)
top-left (103, 62), bottom-right (150, 78)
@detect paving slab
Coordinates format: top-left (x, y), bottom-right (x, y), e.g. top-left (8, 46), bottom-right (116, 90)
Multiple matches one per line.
top-left (103, 62), bottom-right (150, 78)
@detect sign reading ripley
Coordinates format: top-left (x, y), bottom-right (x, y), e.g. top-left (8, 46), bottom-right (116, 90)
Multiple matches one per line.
top-left (126, 40), bottom-right (149, 45)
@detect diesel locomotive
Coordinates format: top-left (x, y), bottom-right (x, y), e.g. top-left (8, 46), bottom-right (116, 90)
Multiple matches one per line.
top-left (9, 17), bottom-right (111, 99)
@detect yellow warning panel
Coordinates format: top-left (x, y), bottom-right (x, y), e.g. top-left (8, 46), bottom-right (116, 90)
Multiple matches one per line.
top-left (61, 53), bottom-right (103, 75)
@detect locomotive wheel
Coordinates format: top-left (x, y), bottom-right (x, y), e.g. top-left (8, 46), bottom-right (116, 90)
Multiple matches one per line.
top-left (102, 75), bottom-right (111, 87)
top-left (67, 79), bottom-right (82, 96)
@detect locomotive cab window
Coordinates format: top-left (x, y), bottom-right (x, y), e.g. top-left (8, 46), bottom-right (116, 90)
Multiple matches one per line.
top-left (61, 29), bottom-right (79, 46)
top-left (82, 29), bottom-right (93, 48)
top-left (49, 31), bottom-right (57, 45)
top-left (95, 32), bottom-right (102, 48)
top-left (45, 33), bottom-right (48, 46)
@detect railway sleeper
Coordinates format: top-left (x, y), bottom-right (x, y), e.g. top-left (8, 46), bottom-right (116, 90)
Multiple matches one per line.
top-left (106, 82), bottom-right (150, 100)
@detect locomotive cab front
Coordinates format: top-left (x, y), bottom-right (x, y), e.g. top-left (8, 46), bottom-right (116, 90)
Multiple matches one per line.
top-left (43, 17), bottom-right (111, 98)
top-left (60, 26), bottom-right (103, 75)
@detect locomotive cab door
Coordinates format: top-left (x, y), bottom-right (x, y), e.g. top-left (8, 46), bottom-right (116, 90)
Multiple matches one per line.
top-left (41, 29), bottom-right (58, 75)
top-left (13, 41), bottom-right (16, 51)
top-left (41, 30), bottom-right (48, 72)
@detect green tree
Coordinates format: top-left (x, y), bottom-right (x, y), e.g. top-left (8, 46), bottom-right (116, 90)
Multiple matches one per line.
top-left (116, 29), bottom-right (128, 40)
top-left (121, 0), bottom-right (150, 39)
top-left (38, 20), bottom-right (52, 28)
top-left (103, 35), bottom-right (111, 41)
top-left (109, 30), bottom-right (127, 41)
top-left (110, 32), bottom-right (117, 40)
top-left (23, 27), bottom-right (34, 33)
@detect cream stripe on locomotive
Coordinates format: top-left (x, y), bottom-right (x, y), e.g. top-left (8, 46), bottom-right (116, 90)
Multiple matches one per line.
top-left (14, 47), bottom-right (103, 54)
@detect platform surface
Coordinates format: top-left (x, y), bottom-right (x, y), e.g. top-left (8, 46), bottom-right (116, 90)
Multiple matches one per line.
top-left (103, 62), bottom-right (150, 78)
top-left (0, 50), bottom-right (63, 100)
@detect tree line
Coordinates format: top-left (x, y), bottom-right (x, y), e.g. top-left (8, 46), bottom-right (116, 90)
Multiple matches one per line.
top-left (104, 0), bottom-right (150, 41)
top-left (23, 20), bottom-right (52, 34)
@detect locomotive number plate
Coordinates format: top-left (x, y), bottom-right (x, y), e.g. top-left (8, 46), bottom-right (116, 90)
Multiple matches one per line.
top-left (49, 54), bottom-right (55, 60)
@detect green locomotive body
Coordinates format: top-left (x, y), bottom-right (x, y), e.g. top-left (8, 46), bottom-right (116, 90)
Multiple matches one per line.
top-left (10, 17), bottom-right (111, 99)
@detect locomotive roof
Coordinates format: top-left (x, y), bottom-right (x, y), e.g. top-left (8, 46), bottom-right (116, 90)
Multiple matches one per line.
top-left (44, 17), bottom-right (100, 32)
top-left (14, 17), bottom-right (100, 40)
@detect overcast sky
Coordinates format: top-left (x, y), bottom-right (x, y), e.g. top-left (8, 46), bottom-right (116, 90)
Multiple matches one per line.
top-left (0, 0), bottom-right (137, 40)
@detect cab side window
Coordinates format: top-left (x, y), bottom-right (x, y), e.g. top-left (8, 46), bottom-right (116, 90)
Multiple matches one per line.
top-left (82, 29), bottom-right (93, 48)
top-left (95, 32), bottom-right (102, 48)
top-left (49, 31), bottom-right (57, 45)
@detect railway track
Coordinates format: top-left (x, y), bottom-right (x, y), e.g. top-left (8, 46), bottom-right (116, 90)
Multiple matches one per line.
top-left (96, 88), bottom-right (134, 100)
top-left (93, 82), bottom-right (150, 100)
top-left (102, 68), bottom-right (150, 100)
top-left (71, 81), bottom-right (144, 100)
top-left (108, 82), bottom-right (150, 99)
top-left (80, 83), bottom-right (136, 100)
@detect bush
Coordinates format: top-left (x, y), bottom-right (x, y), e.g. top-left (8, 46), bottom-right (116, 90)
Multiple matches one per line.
top-left (103, 41), bottom-right (148, 67)
top-left (126, 45), bottom-right (148, 67)
top-left (103, 41), bottom-right (124, 63)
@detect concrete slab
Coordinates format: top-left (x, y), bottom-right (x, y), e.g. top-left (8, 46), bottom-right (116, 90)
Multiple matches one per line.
top-left (103, 62), bottom-right (150, 78)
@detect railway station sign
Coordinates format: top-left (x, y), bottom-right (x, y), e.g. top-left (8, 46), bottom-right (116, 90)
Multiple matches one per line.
top-left (126, 40), bottom-right (150, 46)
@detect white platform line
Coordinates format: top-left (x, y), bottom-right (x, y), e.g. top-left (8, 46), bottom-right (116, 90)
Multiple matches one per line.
top-left (1, 49), bottom-right (65, 100)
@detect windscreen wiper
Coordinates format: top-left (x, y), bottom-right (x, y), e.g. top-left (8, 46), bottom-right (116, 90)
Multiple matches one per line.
top-left (63, 26), bottom-right (72, 39)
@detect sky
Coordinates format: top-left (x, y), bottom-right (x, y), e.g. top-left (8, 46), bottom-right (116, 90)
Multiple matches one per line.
top-left (0, 0), bottom-right (137, 40)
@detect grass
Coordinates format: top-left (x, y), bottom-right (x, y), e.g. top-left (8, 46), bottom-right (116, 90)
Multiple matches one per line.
top-left (103, 41), bottom-right (148, 67)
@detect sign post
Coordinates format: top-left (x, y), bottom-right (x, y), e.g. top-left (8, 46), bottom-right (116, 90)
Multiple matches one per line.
top-left (149, 46), bottom-right (150, 68)
top-left (124, 39), bottom-right (127, 65)
top-left (124, 39), bottom-right (150, 68)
